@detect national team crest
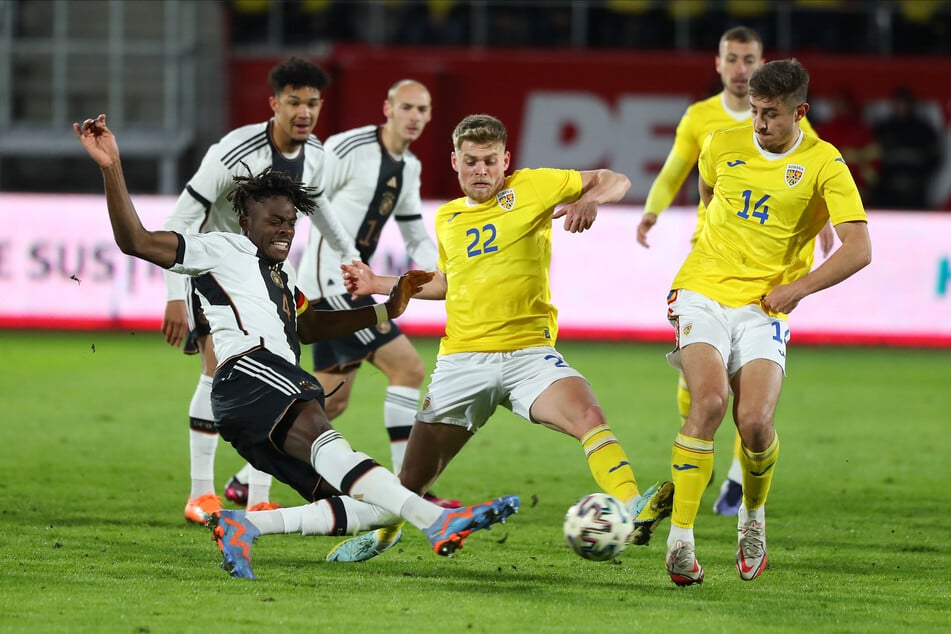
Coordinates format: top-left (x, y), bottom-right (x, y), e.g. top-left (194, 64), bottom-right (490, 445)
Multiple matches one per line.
top-left (785, 164), bottom-right (805, 187)
top-left (496, 188), bottom-right (516, 210)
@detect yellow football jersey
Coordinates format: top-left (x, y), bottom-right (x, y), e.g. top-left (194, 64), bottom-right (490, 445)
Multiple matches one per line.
top-left (648, 92), bottom-right (817, 242)
top-left (434, 168), bottom-right (583, 355)
top-left (673, 125), bottom-right (866, 314)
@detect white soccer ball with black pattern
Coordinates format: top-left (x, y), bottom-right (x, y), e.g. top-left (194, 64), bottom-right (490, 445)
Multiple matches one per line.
top-left (563, 492), bottom-right (634, 561)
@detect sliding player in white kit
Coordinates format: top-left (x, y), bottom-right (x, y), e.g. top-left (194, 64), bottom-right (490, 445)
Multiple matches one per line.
top-left (297, 79), bottom-right (459, 508)
top-left (162, 57), bottom-right (360, 524)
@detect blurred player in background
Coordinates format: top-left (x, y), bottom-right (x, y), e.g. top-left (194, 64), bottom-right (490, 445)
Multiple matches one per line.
top-left (326, 114), bottom-right (674, 563)
top-left (74, 114), bottom-right (517, 580)
top-left (297, 79), bottom-right (459, 508)
top-left (161, 57), bottom-right (360, 524)
top-left (637, 26), bottom-right (832, 517)
top-left (663, 60), bottom-right (871, 585)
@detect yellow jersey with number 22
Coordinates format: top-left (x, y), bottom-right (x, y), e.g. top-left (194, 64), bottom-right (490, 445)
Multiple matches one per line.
top-left (434, 168), bottom-right (583, 356)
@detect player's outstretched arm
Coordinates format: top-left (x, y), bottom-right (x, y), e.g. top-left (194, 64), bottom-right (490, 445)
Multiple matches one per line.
top-left (74, 114), bottom-right (180, 269)
top-left (297, 269), bottom-right (434, 343)
top-left (341, 260), bottom-right (447, 300)
top-left (553, 169), bottom-right (631, 234)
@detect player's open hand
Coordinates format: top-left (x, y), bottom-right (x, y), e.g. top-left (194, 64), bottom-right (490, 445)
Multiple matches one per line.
top-left (637, 213), bottom-right (658, 248)
top-left (552, 200), bottom-right (598, 233)
top-left (161, 300), bottom-right (190, 347)
top-left (73, 114), bottom-right (119, 169)
top-left (385, 269), bottom-right (435, 318)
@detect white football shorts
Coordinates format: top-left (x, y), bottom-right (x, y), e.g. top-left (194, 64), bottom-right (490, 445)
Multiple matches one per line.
top-left (665, 289), bottom-right (789, 377)
top-left (416, 346), bottom-right (585, 432)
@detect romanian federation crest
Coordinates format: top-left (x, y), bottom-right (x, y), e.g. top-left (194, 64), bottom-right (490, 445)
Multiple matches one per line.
top-left (496, 188), bottom-right (516, 210)
top-left (784, 164), bottom-right (805, 187)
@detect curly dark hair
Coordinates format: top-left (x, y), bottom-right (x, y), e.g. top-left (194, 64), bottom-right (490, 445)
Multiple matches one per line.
top-left (227, 166), bottom-right (318, 217)
top-left (268, 56), bottom-right (330, 95)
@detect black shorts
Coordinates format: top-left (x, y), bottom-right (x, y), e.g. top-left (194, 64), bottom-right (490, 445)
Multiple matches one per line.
top-left (310, 294), bottom-right (403, 372)
top-left (212, 348), bottom-right (329, 502)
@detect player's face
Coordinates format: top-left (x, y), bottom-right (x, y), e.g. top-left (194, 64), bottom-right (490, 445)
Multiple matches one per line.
top-left (385, 84), bottom-right (432, 145)
top-left (750, 95), bottom-right (807, 154)
top-left (240, 195), bottom-right (298, 264)
top-left (451, 141), bottom-right (510, 203)
top-left (716, 39), bottom-right (762, 100)
top-left (269, 84), bottom-right (323, 150)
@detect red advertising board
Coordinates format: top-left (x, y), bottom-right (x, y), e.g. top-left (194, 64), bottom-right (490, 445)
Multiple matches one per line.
top-left (229, 46), bottom-right (951, 206)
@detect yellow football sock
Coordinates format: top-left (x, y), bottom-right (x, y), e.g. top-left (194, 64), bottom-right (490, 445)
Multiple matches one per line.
top-left (676, 373), bottom-right (690, 425)
top-left (671, 433), bottom-right (714, 528)
top-left (733, 431), bottom-right (742, 462)
top-left (580, 424), bottom-right (639, 503)
top-left (739, 433), bottom-right (780, 511)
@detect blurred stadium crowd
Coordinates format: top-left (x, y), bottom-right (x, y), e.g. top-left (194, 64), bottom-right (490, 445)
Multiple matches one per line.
top-left (1, 0), bottom-right (948, 208)
top-left (229, 0), bottom-right (951, 55)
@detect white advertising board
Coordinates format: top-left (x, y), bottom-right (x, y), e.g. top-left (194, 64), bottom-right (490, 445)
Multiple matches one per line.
top-left (0, 194), bottom-right (948, 347)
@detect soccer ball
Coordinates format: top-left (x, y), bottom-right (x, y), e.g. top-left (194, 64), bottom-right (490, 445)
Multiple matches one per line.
top-left (563, 492), bottom-right (634, 561)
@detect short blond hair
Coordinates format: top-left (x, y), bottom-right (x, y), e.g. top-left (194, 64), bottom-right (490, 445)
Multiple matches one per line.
top-left (451, 114), bottom-right (507, 150)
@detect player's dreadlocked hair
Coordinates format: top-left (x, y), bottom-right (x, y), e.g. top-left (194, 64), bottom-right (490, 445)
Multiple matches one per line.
top-left (227, 166), bottom-right (318, 217)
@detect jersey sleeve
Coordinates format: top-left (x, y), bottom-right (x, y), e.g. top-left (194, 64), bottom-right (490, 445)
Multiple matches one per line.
top-left (393, 159), bottom-right (437, 270)
top-left (644, 107), bottom-right (702, 214)
top-left (165, 233), bottom-right (223, 277)
top-left (161, 142), bottom-right (233, 301)
top-left (697, 132), bottom-right (717, 187)
top-left (819, 155), bottom-right (868, 225)
top-left (527, 168), bottom-right (583, 212)
top-left (322, 137), bottom-right (346, 200)
top-left (308, 193), bottom-right (361, 264)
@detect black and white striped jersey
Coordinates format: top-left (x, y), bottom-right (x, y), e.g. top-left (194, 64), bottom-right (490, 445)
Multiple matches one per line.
top-left (297, 125), bottom-right (437, 300)
top-left (167, 231), bottom-right (303, 365)
top-left (162, 120), bottom-right (359, 302)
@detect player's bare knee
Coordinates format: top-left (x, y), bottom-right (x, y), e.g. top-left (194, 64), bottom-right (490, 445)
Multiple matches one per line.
top-left (323, 395), bottom-right (349, 420)
top-left (691, 389), bottom-right (729, 425)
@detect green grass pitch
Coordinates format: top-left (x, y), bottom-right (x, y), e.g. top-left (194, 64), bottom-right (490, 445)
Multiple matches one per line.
top-left (0, 330), bottom-right (948, 633)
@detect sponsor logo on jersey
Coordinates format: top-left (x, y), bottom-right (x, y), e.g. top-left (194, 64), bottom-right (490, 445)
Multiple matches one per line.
top-left (497, 188), bottom-right (516, 210)
top-left (683, 324), bottom-right (692, 336)
top-left (299, 380), bottom-right (321, 392)
top-left (727, 159), bottom-right (746, 167)
top-left (785, 164), bottom-right (805, 187)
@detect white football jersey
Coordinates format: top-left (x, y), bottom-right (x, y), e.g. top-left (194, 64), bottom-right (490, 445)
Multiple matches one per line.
top-left (162, 120), bottom-right (358, 302)
top-left (167, 231), bottom-right (303, 365)
top-left (297, 125), bottom-right (437, 300)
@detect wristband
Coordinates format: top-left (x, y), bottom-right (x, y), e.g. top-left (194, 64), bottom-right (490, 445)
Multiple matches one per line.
top-left (373, 303), bottom-right (388, 325)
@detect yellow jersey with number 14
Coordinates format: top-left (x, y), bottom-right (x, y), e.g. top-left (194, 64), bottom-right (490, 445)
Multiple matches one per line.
top-left (434, 168), bottom-right (583, 356)
top-left (672, 125), bottom-right (866, 313)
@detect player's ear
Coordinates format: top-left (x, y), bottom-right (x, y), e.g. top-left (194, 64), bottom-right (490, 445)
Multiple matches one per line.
top-left (796, 102), bottom-right (810, 122)
top-left (239, 214), bottom-right (250, 235)
top-left (450, 151), bottom-right (460, 173)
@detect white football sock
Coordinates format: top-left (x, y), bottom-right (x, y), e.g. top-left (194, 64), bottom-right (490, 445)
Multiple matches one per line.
top-left (188, 374), bottom-right (216, 498)
top-left (384, 386), bottom-right (419, 473)
top-left (245, 465), bottom-right (272, 508)
top-left (309, 430), bottom-right (441, 530)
